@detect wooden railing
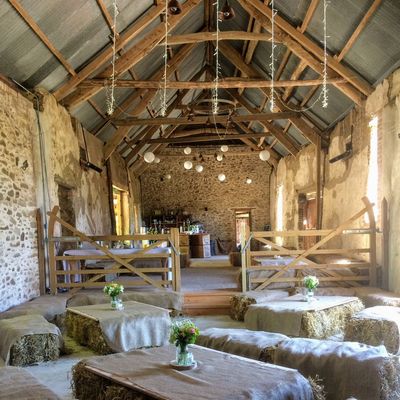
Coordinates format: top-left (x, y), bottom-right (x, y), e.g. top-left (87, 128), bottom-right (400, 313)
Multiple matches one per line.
top-left (47, 206), bottom-right (181, 294)
top-left (241, 197), bottom-right (378, 291)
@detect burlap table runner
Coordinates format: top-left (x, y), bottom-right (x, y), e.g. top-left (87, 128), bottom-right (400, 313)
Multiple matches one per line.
top-left (0, 367), bottom-right (60, 400)
top-left (0, 314), bottom-right (62, 365)
top-left (245, 295), bottom-right (359, 336)
top-left (81, 345), bottom-right (313, 400)
top-left (67, 301), bottom-right (170, 352)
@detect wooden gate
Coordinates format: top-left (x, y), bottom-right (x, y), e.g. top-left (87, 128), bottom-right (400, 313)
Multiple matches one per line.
top-left (241, 197), bottom-right (378, 291)
top-left (47, 206), bottom-right (181, 294)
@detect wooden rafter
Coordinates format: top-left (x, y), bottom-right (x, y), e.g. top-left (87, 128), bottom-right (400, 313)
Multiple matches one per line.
top-left (219, 42), bottom-right (320, 146)
top-left (82, 77), bottom-right (345, 90)
top-left (53, 3), bottom-right (164, 101)
top-left (242, 0), bottom-right (373, 96)
top-left (60, 0), bottom-right (202, 108)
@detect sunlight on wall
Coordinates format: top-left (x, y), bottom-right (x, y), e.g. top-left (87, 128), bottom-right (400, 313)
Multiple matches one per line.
top-left (366, 116), bottom-right (379, 223)
top-left (276, 185), bottom-right (284, 245)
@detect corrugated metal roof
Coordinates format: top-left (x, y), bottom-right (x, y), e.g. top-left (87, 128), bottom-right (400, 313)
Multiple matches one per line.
top-left (0, 0), bottom-right (399, 160)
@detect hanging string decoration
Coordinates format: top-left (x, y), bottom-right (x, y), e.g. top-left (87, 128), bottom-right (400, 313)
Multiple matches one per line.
top-left (212, 0), bottom-right (221, 115)
top-left (160, 0), bottom-right (169, 116)
top-left (269, 0), bottom-right (277, 112)
top-left (106, 0), bottom-right (119, 115)
top-left (322, 0), bottom-right (329, 108)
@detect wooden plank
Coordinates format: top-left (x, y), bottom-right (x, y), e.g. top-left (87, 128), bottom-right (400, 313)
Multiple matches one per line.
top-left (248, 263), bottom-right (370, 271)
top-left (244, 0), bottom-right (373, 96)
top-left (250, 249), bottom-right (370, 256)
top-left (58, 280), bottom-right (171, 288)
top-left (171, 228), bottom-right (181, 291)
top-left (252, 276), bottom-right (369, 284)
top-left (362, 196), bottom-right (377, 286)
top-left (36, 209), bottom-right (46, 295)
top-left (47, 206), bottom-right (59, 295)
top-left (60, 0), bottom-right (202, 107)
top-left (381, 198), bottom-right (389, 290)
top-left (53, 3), bottom-right (164, 101)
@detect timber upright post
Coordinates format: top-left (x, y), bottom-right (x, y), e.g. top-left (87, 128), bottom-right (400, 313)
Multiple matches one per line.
top-left (362, 196), bottom-right (377, 287)
top-left (171, 228), bottom-right (181, 291)
top-left (241, 228), bottom-right (250, 292)
top-left (47, 206), bottom-right (60, 295)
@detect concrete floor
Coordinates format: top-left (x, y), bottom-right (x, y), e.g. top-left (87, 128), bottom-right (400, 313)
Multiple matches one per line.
top-left (25, 315), bottom-right (244, 400)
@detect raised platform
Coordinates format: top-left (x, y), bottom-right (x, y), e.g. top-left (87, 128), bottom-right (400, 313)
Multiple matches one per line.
top-left (183, 291), bottom-right (238, 316)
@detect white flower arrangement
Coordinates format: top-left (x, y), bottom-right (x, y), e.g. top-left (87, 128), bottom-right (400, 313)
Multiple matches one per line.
top-left (303, 275), bottom-right (319, 290)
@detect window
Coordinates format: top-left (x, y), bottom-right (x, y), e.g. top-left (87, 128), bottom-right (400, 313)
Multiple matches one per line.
top-left (366, 116), bottom-right (379, 222)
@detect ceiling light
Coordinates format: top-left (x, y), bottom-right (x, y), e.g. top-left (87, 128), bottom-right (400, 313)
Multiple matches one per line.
top-left (183, 146), bottom-right (192, 155)
top-left (195, 165), bottom-right (204, 173)
top-left (259, 149), bottom-right (271, 161)
top-left (219, 0), bottom-right (235, 20)
top-left (165, 174), bottom-right (172, 180)
top-left (216, 154), bottom-right (224, 161)
top-left (167, 0), bottom-right (182, 15)
top-left (218, 173), bottom-right (226, 182)
top-left (154, 157), bottom-right (161, 164)
top-left (220, 145), bottom-right (229, 153)
top-left (184, 161), bottom-right (193, 170)
top-left (246, 178), bottom-right (252, 184)
top-left (144, 151), bottom-right (155, 163)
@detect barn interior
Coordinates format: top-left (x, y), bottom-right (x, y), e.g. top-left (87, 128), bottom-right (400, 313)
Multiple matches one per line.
top-left (1, 1), bottom-right (400, 399)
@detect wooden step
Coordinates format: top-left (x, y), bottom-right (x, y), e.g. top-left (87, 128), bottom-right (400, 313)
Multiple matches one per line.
top-left (183, 291), bottom-right (237, 316)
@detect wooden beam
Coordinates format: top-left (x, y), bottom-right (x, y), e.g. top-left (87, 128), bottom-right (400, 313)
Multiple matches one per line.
top-left (138, 132), bottom-right (269, 144)
top-left (60, 0), bottom-right (202, 108)
top-left (242, 0), bottom-right (373, 96)
top-left (82, 77), bottom-right (345, 89)
top-left (219, 43), bottom-right (321, 145)
top-left (53, 3), bottom-right (164, 101)
top-left (300, 0), bottom-right (320, 33)
top-left (337, 0), bottom-right (383, 62)
top-left (159, 31), bottom-right (273, 45)
top-left (113, 112), bottom-right (298, 127)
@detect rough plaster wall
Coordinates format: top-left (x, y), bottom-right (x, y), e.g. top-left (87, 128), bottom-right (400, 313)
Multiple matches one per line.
top-left (140, 149), bottom-right (271, 247)
top-left (0, 82), bottom-right (39, 312)
top-left (110, 153), bottom-right (128, 191)
top-left (36, 93), bottom-right (111, 236)
top-left (129, 171), bottom-right (142, 233)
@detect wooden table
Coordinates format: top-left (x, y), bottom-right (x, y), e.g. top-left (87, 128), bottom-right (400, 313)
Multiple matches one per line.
top-left (66, 301), bottom-right (170, 354)
top-left (73, 345), bottom-right (313, 400)
top-left (245, 294), bottom-right (364, 338)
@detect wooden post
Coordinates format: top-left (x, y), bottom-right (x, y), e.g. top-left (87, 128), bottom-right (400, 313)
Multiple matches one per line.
top-left (171, 228), bottom-right (181, 291)
top-left (47, 206), bottom-right (59, 295)
top-left (316, 135), bottom-right (322, 230)
top-left (36, 209), bottom-right (46, 295)
top-left (241, 229), bottom-right (250, 292)
top-left (362, 196), bottom-right (377, 287)
top-left (381, 198), bottom-right (389, 290)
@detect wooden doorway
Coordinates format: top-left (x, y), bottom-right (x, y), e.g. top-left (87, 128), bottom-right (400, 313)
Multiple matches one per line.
top-left (234, 209), bottom-right (252, 250)
top-left (298, 193), bottom-right (317, 249)
top-left (113, 186), bottom-right (130, 235)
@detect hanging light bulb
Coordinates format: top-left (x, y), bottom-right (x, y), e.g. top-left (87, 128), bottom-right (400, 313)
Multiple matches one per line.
top-left (220, 145), bottom-right (229, 153)
top-left (167, 0), bottom-right (182, 15)
top-left (183, 146), bottom-right (192, 155)
top-left (183, 161), bottom-right (193, 170)
top-left (144, 151), bottom-right (155, 163)
top-left (154, 157), bottom-right (161, 164)
top-left (165, 174), bottom-right (172, 180)
top-left (195, 165), bottom-right (204, 173)
top-left (246, 178), bottom-right (252, 184)
top-left (216, 154), bottom-right (224, 161)
top-left (259, 149), bottom-right (271, 161)
top-left (218, 173), bottom-right (226, 182)
top-left (219, 0), bottom-right (235, 20)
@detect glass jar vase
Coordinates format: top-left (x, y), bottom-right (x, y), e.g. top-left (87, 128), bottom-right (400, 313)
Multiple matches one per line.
top-left (176, 344), bottom-right (194, 366)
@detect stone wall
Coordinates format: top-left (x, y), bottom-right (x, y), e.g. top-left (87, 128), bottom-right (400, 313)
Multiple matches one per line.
top-left (0, 81), bottom-right (39, 311)
top-left (272, 67), bottom-right (400, 292)
top-left (140, 148), bottom-right (272, 250)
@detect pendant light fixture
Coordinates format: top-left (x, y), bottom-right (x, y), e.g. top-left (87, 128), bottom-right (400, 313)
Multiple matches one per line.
top-left (167, 0), bottom-right (181, 15)
top-left (218, 173), bottom-right (226, 182)
top-left (183, 146), bottom-right (192, 155)
top-left (144, 151), bottom-right (155, 163)
top-left (219, 0), bottom-right (235, 20)
top-left (259, 149), bottom-right (271, 162)
top-left (195, 165), bottom-right (204, 173)
top-left (246, 178), bottom-right (252, 184)
top-left (154, 157), bottom-right (161, 164)
top-left (216, 154), bottom-right (224, 162)
top-left (184, 161), bottom-right (193, 170)
top-left (220, 145), bottom-right (229, 153)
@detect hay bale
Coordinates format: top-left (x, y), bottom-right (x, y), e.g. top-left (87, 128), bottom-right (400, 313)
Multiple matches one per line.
top-left (105, 386), bottom-right (151, 400)
top-left (65, 311), bottom-right (113, 355)
top-left (307, 376), bottom-right (326, 400)
top-left (9, 333), bottom-right (59, 366)
top-left (300, 299), bottom-right (364, 339)
top-left (72, 361), bottom-right (108, 400)
top-left (230, 290), bottom-right (289, 321)
top-left (344, 306), bottom-right (400, 354)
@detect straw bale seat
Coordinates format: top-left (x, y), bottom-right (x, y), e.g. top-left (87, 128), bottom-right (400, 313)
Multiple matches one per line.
top-left (0, 366), bottom-right (60, 400)
top-left (245, 295), bottom-right (364, 339)
top-left (270, 338), bottom-right (400, 400)
top-left (197, 328), bottom-right (288, 362)
top-left (230, 290), bottom-right (290, 321)
top-left (0, 314), bottom-right (62, 366)
top-left (344, 306), bottom-right (400, 354)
